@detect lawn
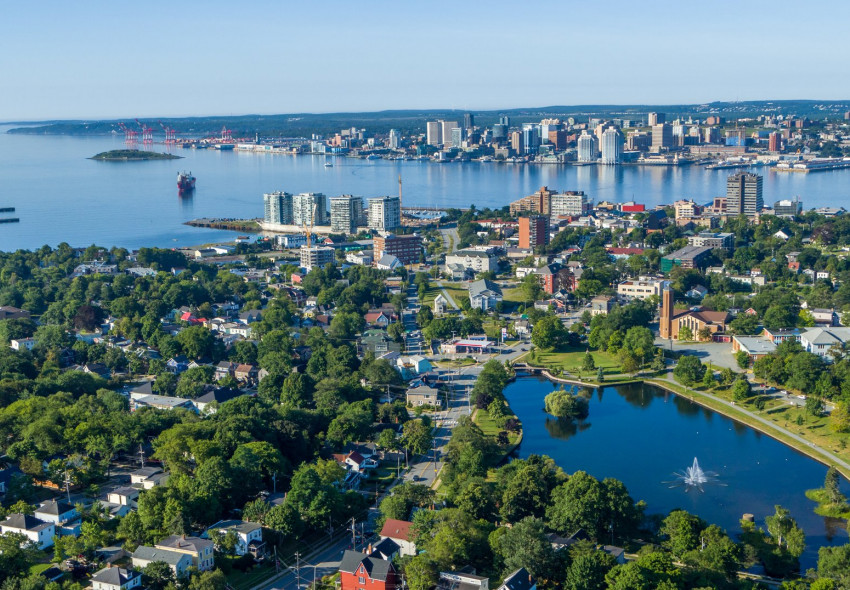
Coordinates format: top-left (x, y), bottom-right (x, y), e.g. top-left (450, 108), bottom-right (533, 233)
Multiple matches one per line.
top-left (226, 562), bottom-right (280, 590)
top-left (530, 346), bottom-right (622, 378)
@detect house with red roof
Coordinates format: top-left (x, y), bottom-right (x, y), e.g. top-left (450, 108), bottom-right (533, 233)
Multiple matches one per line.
top-left (379, 519), bottom-right (416, 556)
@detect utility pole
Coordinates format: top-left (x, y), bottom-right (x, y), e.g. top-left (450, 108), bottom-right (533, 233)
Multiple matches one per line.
top-left (272, 472), bottom-right (277, 495)
top-left (138, 443), bottom-right (145, 467)
top-left (295, 552), bottom-right (301, 589)
top-left (350, 517), bottom-right (356, 548)
top-left (63, 470), bottom-right (72, 503)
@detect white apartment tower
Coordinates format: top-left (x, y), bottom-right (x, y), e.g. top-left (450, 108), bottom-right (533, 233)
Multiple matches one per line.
top-left (330, 195), bottom-right (364, 234)
top-left (577, 132), bottom-right (598, 162)
top-left (368, 196), bottom-right (402, 231)
top-left (292, 193), bottom-right (328, 226)
top-left (600, 127), bottom-right (623, 164)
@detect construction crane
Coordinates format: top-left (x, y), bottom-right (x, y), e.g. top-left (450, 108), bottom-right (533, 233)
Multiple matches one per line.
top-left (220, 126), bottom-right (233, 142)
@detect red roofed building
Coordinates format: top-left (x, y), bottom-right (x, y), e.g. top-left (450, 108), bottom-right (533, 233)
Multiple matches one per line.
top-left (621, 203), bottom-right (645, 213)
top-left (379, 519), bottom-right (416, 556)
top-left (607, 247), bottom-right (645, 260)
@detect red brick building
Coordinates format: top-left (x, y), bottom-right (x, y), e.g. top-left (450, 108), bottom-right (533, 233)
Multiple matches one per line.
top-left (518, 216), bottom-right (549, 249)
top-left (537, 263), bottom-right (574, 294)
top-left (339, 550), bottom-right (397, 590)
top-left (373, 234), bottom-right (422, 265)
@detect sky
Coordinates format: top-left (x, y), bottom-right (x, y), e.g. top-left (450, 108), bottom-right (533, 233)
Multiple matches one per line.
top-left (3, 0), bottom-right (850, 121)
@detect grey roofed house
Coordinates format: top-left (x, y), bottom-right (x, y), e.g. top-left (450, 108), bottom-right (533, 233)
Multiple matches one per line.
top-left (131, 466), bottom-right (162, 479)
top-left (2, 513), bottom-right (53, 532)
top-left (369, 537), bottom-right (400, 560)
top-left (207, 519), bottom-right (262, 535)
top-left (469, 279), bottom-right (502, 298)
top-left (35, 499), bottom-right (75, 517)
top-left (338, 549), bottom-right (394, 581)
top-left (498, 568), bottom-right (536, 590)
top-left (156, 534), bottom-right (214, 553)
top-left (132, 545), bottom-right (188, 566)
top-left (90, 566), bottom-right (142, 586)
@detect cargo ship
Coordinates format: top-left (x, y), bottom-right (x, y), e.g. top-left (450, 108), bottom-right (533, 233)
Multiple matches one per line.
top-left (177, 171), bottom-right (196, 193)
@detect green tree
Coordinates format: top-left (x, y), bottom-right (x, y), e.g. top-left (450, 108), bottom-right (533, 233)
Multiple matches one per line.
top-left (492, 517), bottom-right (559, 581)
top-left (678, 325), bottom-right (693, 342)
top-left (824, 466), bottom-right (846, 506)
top-left (582, 351), bottom-right (596, 372)
top-left (673, 356), bottom-right (705, 386)
top-left (143, 561), bottom-right (177, 589)
top-left (735, 350), bottom-right (751, 370)
top-left (565, 549), bottom-right (617, 590)
top-left (765, 505), bottom-right (805, 557)
top-left (531, 315), bottom-right (568, 350)
top-left (401, 419), bottom-right (433, 456)
top-left (404, 554), bottom-right (438, 590)
top-left (732, 377), bottom-right (752, 401)
top-left (660, 510), bottom-right (706, 558)
top-left (543, 389), bottom-right (589, 420)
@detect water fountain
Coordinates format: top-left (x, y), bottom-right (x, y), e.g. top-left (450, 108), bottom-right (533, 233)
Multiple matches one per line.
top-left (667, 457), bottom-right (723, 492)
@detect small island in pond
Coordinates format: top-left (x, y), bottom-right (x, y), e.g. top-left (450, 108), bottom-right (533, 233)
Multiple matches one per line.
top-left (89, 149), bottom-right (182, 161)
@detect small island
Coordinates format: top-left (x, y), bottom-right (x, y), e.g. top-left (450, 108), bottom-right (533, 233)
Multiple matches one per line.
top-left (89, 149), bottom-right (182, 161)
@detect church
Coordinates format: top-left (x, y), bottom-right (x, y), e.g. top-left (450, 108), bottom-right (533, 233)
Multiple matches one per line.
top-left (659, 284), bottom-right (730, 340)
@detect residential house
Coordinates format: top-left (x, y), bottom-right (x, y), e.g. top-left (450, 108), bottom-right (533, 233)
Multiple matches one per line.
top-left (800, 327), bottom-right (850, 358)
top-left (130, 393), bottom-right (195, 412)
top-left (469, 279), bottom-right (503, 311)
top-left (732, 336), bottom-right (777, 361)
top-left (436, 570), bottom-right (489, 590)
top-left (537, 263), bottom-right (576, 295)
top-left (370, 537), bottom-right (401, 561)
top-left (166, 355), bottom-right (191, 374)
top-left (132, 546), bottom-right (193, 578)
top-left (406, 385), bottom-right (441, 408)
top-left (234, 364), bottom-right (259, 384)
top-left (107, 487), bottom-right (140, 507)
top-left (205, 520), bottom-right (265, 557)
top-left (811, 309), bottom-right (839, 327)
top-left (193, 387), bottom-right (246, 413)
top-left (90, 566), bottom-right (143, 590)
top-left (444, 248), bottom-right (499, 274)
top-left (591, 295), bottom-right (615, 316)
top-left (359, 329), bottom-right (402, 356)
top-left (34, 499), bottom-right (78, 526)
top-left (335, 451), bottom-right (378, 473)
top-left (376, 254), bottom-right (403, 271)
top-left (9, 338), bottom-right (35, 351)
top-left (214, 361), bottom-right (237, 380)
top-left (130, 467), bottom-right (170, 490)
top-left (0, 514), bottom-right (55, 549)
top-left (445, 263), bottom-right (474, 281)
top-left (434, 294), bottom-right (449, 315)
top-left (155, 535), bottom-right (215, 572)
top-left (238, 310), bottom-right (262, 324)
top-left (0, 306), bottom-right (31, 320)
top-left (685, 285), bottom-right (708, 299)
top-left (513, 319), bottom-right (531, 338)
top-left (365, 310), bottom-right (394, 328)
top-left (379, 519), bottom-right (416, 556)
top-left (498, 568), bottom-right (536, 590)
top-left (396, 355), bottom-right (432, 380)
top-left (339, 550), bottom-right (398, 590)
top-left (83, 363), bottom-right (111, 379)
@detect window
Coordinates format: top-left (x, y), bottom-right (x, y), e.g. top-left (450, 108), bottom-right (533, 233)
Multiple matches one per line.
top-left (359, 577), bottom-right (366, 584)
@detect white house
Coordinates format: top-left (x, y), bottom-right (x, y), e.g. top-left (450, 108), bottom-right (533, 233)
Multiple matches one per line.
top-left (9, 338), bottom-right (35, 351)
top-left (445, 248), bottom-right (498, 274)
top-left (90, 567), bottom-right (143, 590)
top-left (205, 520), bottom-right (265, 557)
top-left (132, 546), bottom-right (194, 578)
top-left (379, 518), bottom-right (416, 557)
top-left (800, 327), bottom-right (850, 358)
top-left (107, 487), bottom-right (140, 507)
top-left (34, 499), bottom-right (78, 525)
top-left (130, 466), bottom-right (170, 489)
top-left (376, 254), bottom-right (403, 271)
top-left (469, 279), bottom-right (502, 311)
top-left (0, 514), bottom-right (55, 549)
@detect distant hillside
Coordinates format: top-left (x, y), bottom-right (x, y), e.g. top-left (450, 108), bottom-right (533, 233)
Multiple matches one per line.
top-left (7, 100), bottom-right (850, 138)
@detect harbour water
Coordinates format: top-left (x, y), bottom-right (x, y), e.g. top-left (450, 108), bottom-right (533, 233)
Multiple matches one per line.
top-left (504, 376), bottom-right (849, 569)
top-left (2, 126), bottom-right (850, 252)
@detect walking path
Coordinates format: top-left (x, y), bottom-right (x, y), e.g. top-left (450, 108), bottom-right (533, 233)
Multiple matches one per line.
top-left (435, 281), bottom-right (460, 310)
top-left (650, 373), bottom-right (850, 477)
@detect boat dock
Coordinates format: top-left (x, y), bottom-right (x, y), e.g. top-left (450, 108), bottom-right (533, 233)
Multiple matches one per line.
top-left (0, 207), bottom-right (19, 224)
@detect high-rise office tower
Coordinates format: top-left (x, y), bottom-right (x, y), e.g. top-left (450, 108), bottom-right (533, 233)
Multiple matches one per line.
top-left (518, 215), bottom-right (549, 249)
top-left (768, 131), bottom-right (781, 152)
top-left (368, 196), bottom-right (402, 231)
top-left (726, 173), bottom-right (763, 217)
top-left (600, 127), bottom-right (623, 164)
top-left (263, 191), bottom-right (293, 224)
top-left (330, 195), bottom-right (364, 234)
top-left (463, 113), bottom-right (474, 130)
top-left (440, 121), bottom-right (458, 146)
top-left (510, 131), bottom-right (523, 154)
top-left (426, 121), bottom-right (441, 146)
top-left (651, 123), bottom-right (673, 152)
top-left (492, 124), bottom-right (507, 141)
top-left (647, 112), bottom-right (666, 126)
top-left (577, 131), bottom-right (599, 162)
top-left (451, 127), bottom-right (464, 148)
top-left (292, 192), bottom-right (328, 226)
top-left (499, 115), bottom-right (510, 127)
top-left (522, 124), bottom-right (540, 155)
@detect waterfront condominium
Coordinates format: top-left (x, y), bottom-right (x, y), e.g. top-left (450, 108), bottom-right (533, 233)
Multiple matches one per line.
top-left (600, 127), bottom-right (623, 164)
top-left (577, 131), bottom-right (598, 162)
top-left (263, 191), bottom-right (293, 225)
top-left (330, 195), bottom-right (364, 234)
top-left (368, 196), bottom-right (401, 231)
top-left (726, 173), bottom-right (763, 217)
top-left (292, 193), bottom-right (328, 226)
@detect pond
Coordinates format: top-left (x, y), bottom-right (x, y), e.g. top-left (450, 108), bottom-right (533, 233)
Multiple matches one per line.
top-left (504, 376), bottom-right (849, 569)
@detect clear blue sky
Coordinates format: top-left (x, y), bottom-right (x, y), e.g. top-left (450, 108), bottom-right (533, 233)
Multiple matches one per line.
top-left (4, 0), bottom-right (849, 120)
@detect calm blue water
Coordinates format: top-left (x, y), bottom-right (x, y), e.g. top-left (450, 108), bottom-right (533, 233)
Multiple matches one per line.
top-left (2, 126), bottom-right (850, 251)
top-left (505, 376), bottom-right (849, 568)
